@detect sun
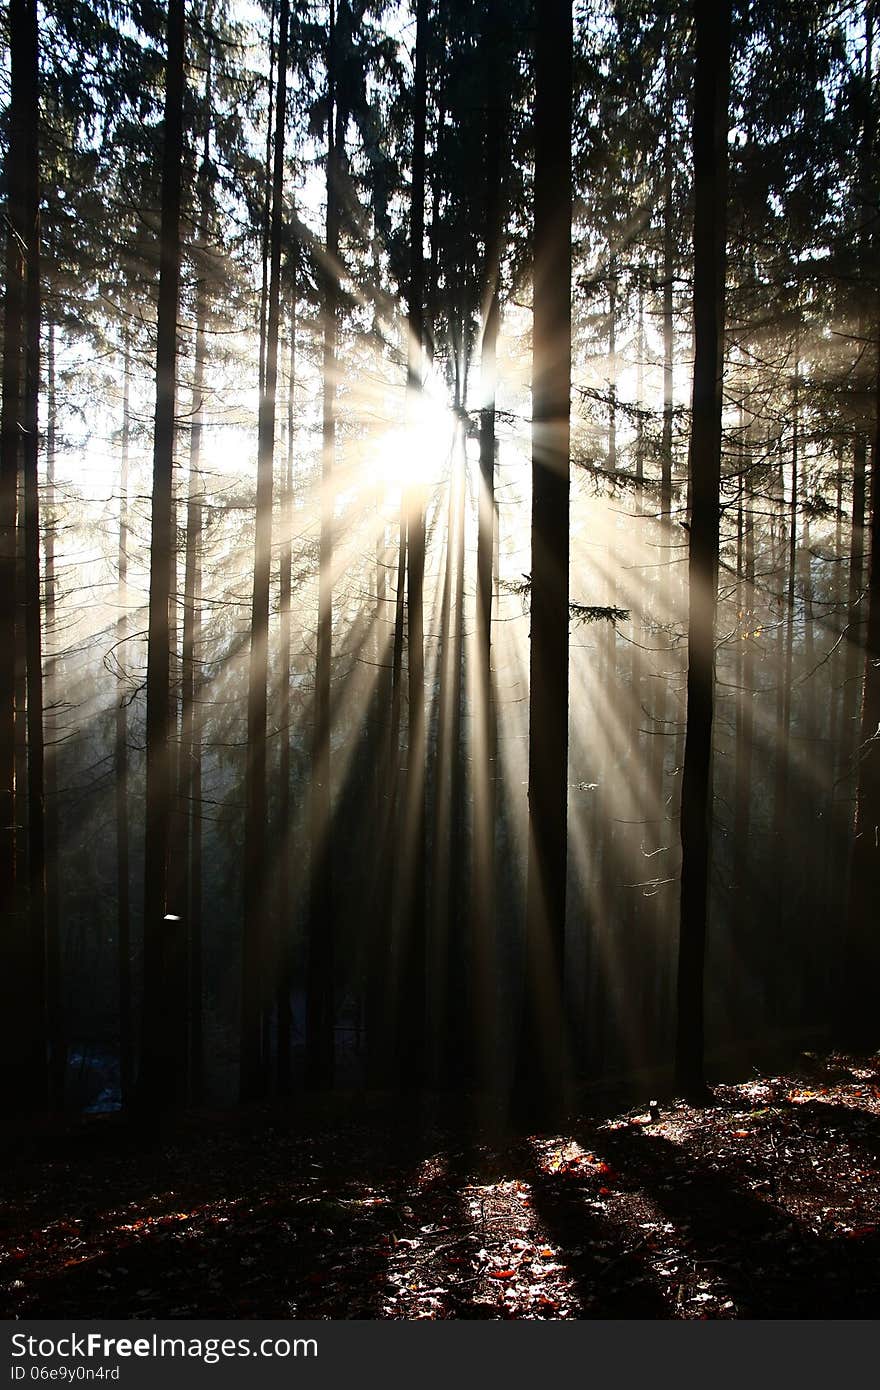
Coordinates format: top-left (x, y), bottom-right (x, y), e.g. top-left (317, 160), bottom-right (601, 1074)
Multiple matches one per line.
top-left (368, 374), bottom-right (456, 495)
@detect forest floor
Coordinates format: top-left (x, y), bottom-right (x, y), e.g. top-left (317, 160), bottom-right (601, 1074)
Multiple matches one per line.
top-left (2, 1050), bottom-right (879, 1319)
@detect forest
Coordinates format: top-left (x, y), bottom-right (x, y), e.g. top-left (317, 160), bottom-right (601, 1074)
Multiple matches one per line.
top-left (1, 0), bottom-right (879, 1323)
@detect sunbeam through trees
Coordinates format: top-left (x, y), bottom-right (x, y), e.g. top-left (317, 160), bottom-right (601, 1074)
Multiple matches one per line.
top-left (1, 0), bottom-right (879, 1325)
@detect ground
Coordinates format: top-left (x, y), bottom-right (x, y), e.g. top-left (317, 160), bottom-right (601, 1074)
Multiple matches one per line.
top-left (2, 1051), bottom-right (879, 1319)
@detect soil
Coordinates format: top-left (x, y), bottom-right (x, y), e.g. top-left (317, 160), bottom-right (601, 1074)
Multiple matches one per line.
top-left (2, 1051), bottom-right (878, 1319)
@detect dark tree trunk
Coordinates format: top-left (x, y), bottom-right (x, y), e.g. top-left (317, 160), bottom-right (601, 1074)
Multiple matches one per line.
top-left (837, 7), bottom-right (875, 941)
top-left (674, 0), bottom-right (730, 1100)
top-left (511, 0), bottom-right (573, 1129)
top-left (733, 444), bottom-right (755, 899)
top-left (843, 437), bottom-right (867, 741)
top-left (441, 389), bottom-right (469, 1085)
top-left (0, 0), bottom-right (38, 1113)
top-left (661, 14), bottom-right (675, 518)
top-left (138, 0), bottom-right (186, 1113)
top-left (801, 498), bottom-right (816, 741)
top-left (258, 0), bottom-right (277, 396)
top-left (608, 262), bottom-right (617, 471)
top-left (770, 342), bottom-right (799, 1010)
top-left (276, 307), bottom-right (295, 1094)
top-left (15, 485), bottom-right (27, 912)
top-left (242, 0), bottom-right (289, 1102)
top-left (44, 314), bottom-right (63, 1106)
top-left (830, 443), bottom-right (845, 752)
top-left (473, 53), bottom-right (502, 1083)
top-left (20, 0), bottom-right (47, 1106)
top-left (365, 520), bottom-right (406, 1089)
top-left (431, 396), bottom-right (460, 1085)
top-left (636, 279), bottom-right (645, 485)
top-left (307, 0), bottom-right (339, 1090)
top-left (182, 53), bottom-right (213, 1104)
top-left (842, 7), bottom-right (875, 751)
top-left (843, 351), bottom-right (880, 1047)
top-left (841, 21), bottom-right (879, 1039)
top-left (0, 8), bottom-right (28, 976)
top-left (116, 336), bottom-right (134, 1106)
top-left (398, 0), bottom-right (429, 1094)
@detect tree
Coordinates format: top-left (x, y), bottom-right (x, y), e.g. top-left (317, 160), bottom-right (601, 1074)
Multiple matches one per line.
top-left (180, 14), bottom-right (216, 1105)
top-left (276, 309), bottom-right (296, 1094)
top-left (398, 0), bottom-right (429, 1094)
top-left (307, 0), bottom-right (341, 1092)
top-left (471, 0), bottom-right (506, 1094)
top-left (842, 417), bottom-right (879, 1041)
top-left (138, 0), bottom-right (187, 1113)
top-left (512, 0), bottom-right (573, 1129)
top-left (0, 0), bottom-right (45, 1112)
top-left (675, 0), bottom-right (732, 1100)
top-left (115, 333), bottom-right (134, 1106)
top-left (44, 314), bottom-right (63, 1105)
top-left (241, 0), bottom-right (290, 1104)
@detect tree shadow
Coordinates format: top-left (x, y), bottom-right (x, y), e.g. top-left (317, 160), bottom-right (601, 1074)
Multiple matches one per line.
top-left (4, 1094), bottom-right (879, 1319)
top-left (1, 1109), bottom-right (441, 1318)
top-left (573, 1119), bottom-right (880, 1317)
top-left (520, 1140), bottom-right (671, 1316)
top-left (773, 1098), bottom-right (880, 1159)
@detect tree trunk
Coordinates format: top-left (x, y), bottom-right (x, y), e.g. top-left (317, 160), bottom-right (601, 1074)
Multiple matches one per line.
top-left (512, 0), bottom-right (573, 1128)
top-left (661, 13), bottom-right (675, 518)
top-left (674, 0), bottom-right (730, 1100)
top-left (0, 5), bottom-right (28, 991)
top-left (0, 0), bottom-right (40, 1114)
top-left (431, 397), bottom-right (460, 1085)
top-left (770, 341), bottom-right (799, 1015)
top-left (182, 51), bottom-right (213, 1104)
top-left (733, 441), bottom-right (755, 898)
top-left (138, 0), bottom-right (186, 1113)
top-left (20, 0), bottom-right (47, 1106)
top-left (258, 0), bottom-right (277, 397)
top-left (843, 349), bottom-right (880, 1046)
top-left (843, 438), bottom-right (868, 742)
top-left (608, 261), bottom-right (617, 471)
top-left (636, 278), bottom-right (645, 486)
top-left (473, 0), bottom-right (503, 1091)
top-left (307, 0), bottom-right (339, 1090)
top-left (442, 393), bottom-right (469, 1085)
top-left (398, 0), bottom-right (429, 1094)
top-left (44, 313), bottom-right (63, 1106)
top-left (840, 6), bottom-right (878, 1028)
top-left (242, 0), bottom-right (288, 1102)
top-left (116, 335), bottom-right (134, 1106)
top-left (276, 307), bottom-right (295, 1093)
top-left (15, 479), bottom-right (28, 921)
top-left (365, 518), bottom-right (407, 1089)
top-left (837, 5), bottom-right (875, 939)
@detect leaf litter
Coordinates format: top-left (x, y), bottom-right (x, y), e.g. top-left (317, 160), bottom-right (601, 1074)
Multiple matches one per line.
top-left (1, 1051), bottom-right (878, 1319)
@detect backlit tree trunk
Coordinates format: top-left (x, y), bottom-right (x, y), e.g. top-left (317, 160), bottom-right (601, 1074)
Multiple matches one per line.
top-left (242, 0), bottom-right (289, 1102)
top-left (512, 0), bottom-right (573, 1128)
top-left (138, 0), bottom-right (186, 1112)
top-left (20, 0), bottom-right (47, 1107)
top-left (675, 0), bottom-right (731, 1099)
top-left (182, 44), bottom-right (213, 1103)
top-left (116, 335), bottom-right (133, 1106)
top-left (398, 0), bottom-right (429, 1094)
top-left (307, 0), bottom-right (340, 1090)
